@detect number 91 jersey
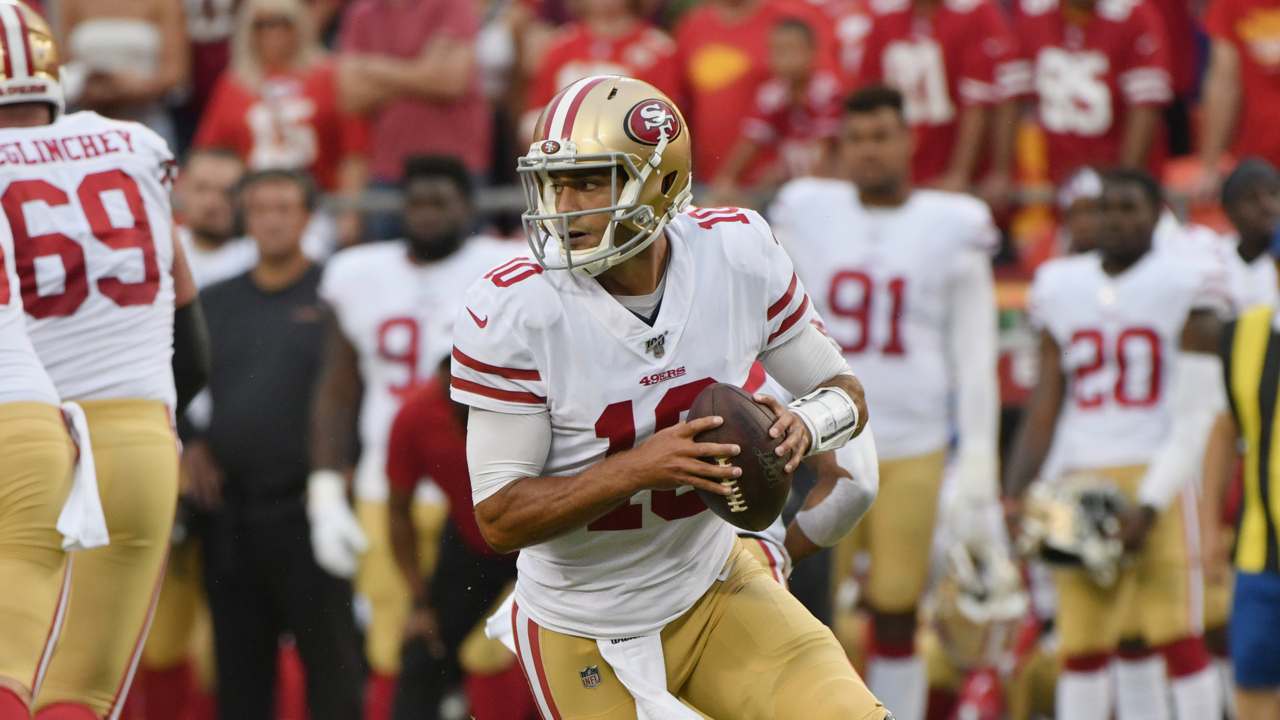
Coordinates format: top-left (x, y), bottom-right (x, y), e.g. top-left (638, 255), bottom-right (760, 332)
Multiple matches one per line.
top-left (3, 112), bottom-right (178, 407)
top-left (450, 207), bottom-right (818, 639)
top-left (769, 179), bottom-right (998, 461)
top-left (1028, 249), bottom-right (1230, 473)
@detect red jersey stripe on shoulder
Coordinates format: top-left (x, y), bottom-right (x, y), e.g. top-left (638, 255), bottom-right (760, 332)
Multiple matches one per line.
top-left (768, 294), bottom-right (810, 344)
top-left (527, 615), bottom-right (564, 720)
top-left (767, 274), bottom-right (799, 320)
top-left (452, 377), bottom-right (547, 405)
top-left (453, 347), bottom-right (542, 382)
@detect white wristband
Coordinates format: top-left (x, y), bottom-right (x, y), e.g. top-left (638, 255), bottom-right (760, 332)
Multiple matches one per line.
top-left (788, 385), bottom-right (859, 457)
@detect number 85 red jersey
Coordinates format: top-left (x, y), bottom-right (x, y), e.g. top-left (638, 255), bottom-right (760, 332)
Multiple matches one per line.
top-left (4, 112), bottom-right (178, 408)
top-left (450, 207), bottom-right (818, 639)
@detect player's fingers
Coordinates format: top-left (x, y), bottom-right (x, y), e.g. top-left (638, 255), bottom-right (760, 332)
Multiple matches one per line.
top-left (690, 442), bottom-right (739, 458)
top-left (677, 472), bottom-right (734, 495)
top-left (753, 394), bottom-right (788, 439)
top-left (679, 416), bottom-right (724, 435)
top-left (682, 457), bottom-right (741, 480)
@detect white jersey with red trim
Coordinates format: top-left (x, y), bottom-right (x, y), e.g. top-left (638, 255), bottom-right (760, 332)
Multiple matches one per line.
top-left (320, 236), bottom-right (520, 502)
top-left (450, 207), bottom-right (818, 638)
top-left (769, 178), bottom-right (998, 460)
top-left (0, 225), bottom-right (59, 405)
top-left (1028, 248), bottom-right (1231, 473)
top-left (8, 112), bottom-right (178, 407)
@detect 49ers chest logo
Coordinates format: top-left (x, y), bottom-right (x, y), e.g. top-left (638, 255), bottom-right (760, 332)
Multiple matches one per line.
top-left (624, 99), bottom-right (682, 145)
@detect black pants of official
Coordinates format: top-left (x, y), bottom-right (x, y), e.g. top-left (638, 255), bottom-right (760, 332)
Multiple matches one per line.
top-left (392, 521), bottom-right (518, 720)
top-left (201, 499), bottom-right (364, 720)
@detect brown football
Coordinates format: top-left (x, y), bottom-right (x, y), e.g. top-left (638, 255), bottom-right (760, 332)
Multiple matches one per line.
top-left (688, 383), bottom-right (793, 531)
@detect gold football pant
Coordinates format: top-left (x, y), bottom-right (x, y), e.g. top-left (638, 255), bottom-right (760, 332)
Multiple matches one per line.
top-left (835, 449), bottom-right (947, 613)
top-left (1055, 465), bottom-right (1204, 656)
top-left (34, 399), bottom-right (179, 719)
top-left (0, 401), bottom-right (76, 706)
top-left (141, 535), bottom-right (215, 691)
top-left (510, 541), bottom-right (888, 720)
top-left (354, 497), bottom-right (448, 674)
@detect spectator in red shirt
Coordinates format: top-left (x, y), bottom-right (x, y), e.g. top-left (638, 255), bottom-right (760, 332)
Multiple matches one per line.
top-left (673, 0), bottom-right (835, 185)
top-left (856, 0), bottom-right (1016, 191)
top-left (385, 368), bottom-right (534, 720)
top-left (174, 0), bottom-right (242, 151)
top-left (195, 0), bottom-right (369, 247)
top-left (337, 0), bottom-right (491, 239)
top-left (711, 18), bottom-right (842, 203)
top-left (1005, 0), bottom-right (1172, 186)
top-left (523, 0), bottom-right (680, 141)
top-left (1198, 0), bottom-right (1280, 201)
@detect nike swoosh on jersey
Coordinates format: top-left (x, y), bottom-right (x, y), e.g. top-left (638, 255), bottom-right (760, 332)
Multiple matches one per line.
top-left (468, 308), bottom-right (489, 328)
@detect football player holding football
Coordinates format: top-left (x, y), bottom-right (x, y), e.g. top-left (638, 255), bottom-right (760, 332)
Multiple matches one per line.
top-left (0, 6), bottom-right (80, 716)
top-left (451, 75), bottom-right (885, 719)
top-left (0, 0), bottom-right (211, 717)
top-left (308, 155), bottom-right (517, 715)
top-left (768, 85), bottom-right (1001, 720)
top-left (1004, 169), bottom-right (1229, 720)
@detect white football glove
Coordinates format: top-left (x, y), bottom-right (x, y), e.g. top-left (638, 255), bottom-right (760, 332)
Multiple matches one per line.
top-left (306, 470), bottom-right (368, 579)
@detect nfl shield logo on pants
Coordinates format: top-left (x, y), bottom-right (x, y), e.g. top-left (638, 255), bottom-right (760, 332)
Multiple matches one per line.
top-left (580, 665), bottom-right (602, 689)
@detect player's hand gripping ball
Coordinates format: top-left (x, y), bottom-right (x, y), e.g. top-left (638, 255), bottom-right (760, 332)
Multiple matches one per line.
top-left (688, 383), bottom-right (793, 531)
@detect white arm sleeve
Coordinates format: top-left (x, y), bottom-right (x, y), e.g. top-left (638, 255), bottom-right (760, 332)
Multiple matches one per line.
top-left (795, 424), bottom-right (880, 547)
top-left (1137, 352), bottom-right (1227, 510)
top-left (948, 249), bottom-right (1001, 501)
top-left (466, 407), bottom-right (553, 505)
top-left (759, 322), bottom-right (853, 398)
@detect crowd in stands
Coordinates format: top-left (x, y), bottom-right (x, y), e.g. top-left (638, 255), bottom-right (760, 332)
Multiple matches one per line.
top-left (20, 0), bottom-right (1275, 265)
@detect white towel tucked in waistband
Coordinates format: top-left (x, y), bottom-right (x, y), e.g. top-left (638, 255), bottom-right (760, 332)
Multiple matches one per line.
top-left (55, 402), bottom-right (109, 551)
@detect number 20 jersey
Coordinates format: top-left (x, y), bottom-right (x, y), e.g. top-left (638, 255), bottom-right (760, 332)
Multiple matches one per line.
top-left (770, 179), bottom-right (998, 461)
top-left (3, 112), bottom-right (177, 407)
top-left (450, 208), bottom-right (819, 639)
top-left (1028, 249), bottom-right (1230, 473)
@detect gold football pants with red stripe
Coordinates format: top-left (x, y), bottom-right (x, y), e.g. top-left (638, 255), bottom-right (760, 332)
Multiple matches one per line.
top-left (0, 401), bottom-right (75, 707)
top-left (510, 540), bottom-right (888, 720)
top-left (34, 399), bottom-right (178, 719)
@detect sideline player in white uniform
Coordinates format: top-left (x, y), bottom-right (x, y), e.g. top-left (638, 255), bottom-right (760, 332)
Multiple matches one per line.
top-left (1, 15), bottom-right (210, 720)
top-left (453, 75), bottom-right (885, 720)
top-left (1004, 169), bottom-right (1229, 720)
top-left (0, 5), bottom-right (80, 714)
top-left (308, 156), bottom-right (518, 709)
top-left (769, 85), bottom-right (1000, 720)
top-left (174, 148), bottom-right (253, 290)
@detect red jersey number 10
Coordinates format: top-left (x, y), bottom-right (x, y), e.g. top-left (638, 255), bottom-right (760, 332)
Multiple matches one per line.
top-left (588, 377), bottom-right (717, 531)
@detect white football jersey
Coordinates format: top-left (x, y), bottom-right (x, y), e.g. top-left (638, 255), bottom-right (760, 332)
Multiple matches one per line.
top-left (320, 236), bottom-right (520, 502)
top-left (1029, 249), bottom-right (1231, 472)
top-left (0, 222), bottom-right (59, 405)
top-left (1155, 221), bottom-right (1276, 311)
top-left (451, 208), bottom-right (819, 638)
top-left (769, 178), bottom-right (998, 460)
top-left (8, 112), bottom-right (178, 407)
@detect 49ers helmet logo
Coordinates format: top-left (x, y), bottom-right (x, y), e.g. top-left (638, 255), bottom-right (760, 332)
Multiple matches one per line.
top-left (624, 99), bottom-right (682, 145)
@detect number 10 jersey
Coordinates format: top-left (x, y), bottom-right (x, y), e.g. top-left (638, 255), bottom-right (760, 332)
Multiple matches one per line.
top-left (1, 111), bottom-right (178, 407)
top-left (450, 207), bottom-right (818, 639)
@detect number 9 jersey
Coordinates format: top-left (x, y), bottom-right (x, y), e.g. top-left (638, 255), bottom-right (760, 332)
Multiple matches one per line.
top-left (6, 111), bottom-right (177, 408)
top-left (1028, 248), bottom-right (1231, 475)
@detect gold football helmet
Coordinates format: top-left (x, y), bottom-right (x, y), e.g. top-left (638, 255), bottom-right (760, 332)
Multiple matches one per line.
top-left (519, 75), bottom-right (692, 277)
top-left (932, 540), bottom-right (1029, 670)
top-left (1018, 474), bottom-right (1129, 587)
top-left (0, 1), bottom-right (62, 118)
